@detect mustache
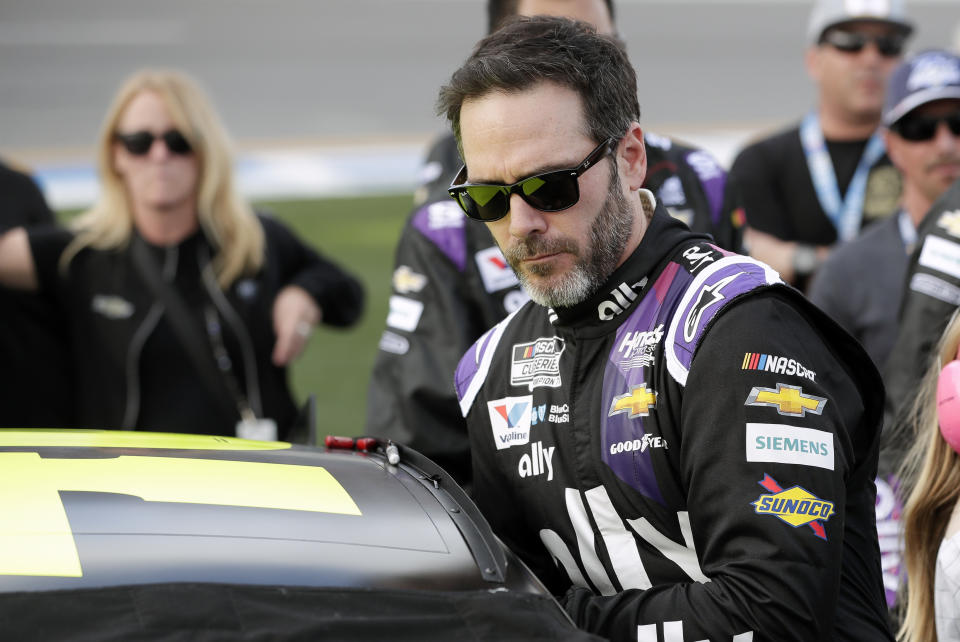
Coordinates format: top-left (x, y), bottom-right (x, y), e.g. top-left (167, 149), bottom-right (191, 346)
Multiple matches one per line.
top-left (926, 155), bottom-right (960, 171)
top-left (503, 235), bottom-right (579, 264)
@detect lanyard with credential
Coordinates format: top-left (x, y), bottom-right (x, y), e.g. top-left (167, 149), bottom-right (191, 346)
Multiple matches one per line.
top-left (800, 111), bottom-right (886, 243)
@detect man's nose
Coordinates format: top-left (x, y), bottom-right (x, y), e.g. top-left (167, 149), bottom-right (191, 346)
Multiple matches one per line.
top-left (933, 120), bottom-right (960, 150)
top-left (507, 193), bottom-right (549, 239)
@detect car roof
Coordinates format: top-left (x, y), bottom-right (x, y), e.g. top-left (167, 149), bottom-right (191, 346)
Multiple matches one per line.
top-left (0, 430), bottom-right (522, 594)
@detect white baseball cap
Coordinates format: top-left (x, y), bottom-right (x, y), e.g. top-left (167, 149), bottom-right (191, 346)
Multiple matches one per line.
top-left (807, 0), bottom-right (913, 45)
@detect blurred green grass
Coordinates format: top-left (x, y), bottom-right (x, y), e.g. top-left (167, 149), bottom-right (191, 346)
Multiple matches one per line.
top-left (257, 195), bottom-right (410, 439)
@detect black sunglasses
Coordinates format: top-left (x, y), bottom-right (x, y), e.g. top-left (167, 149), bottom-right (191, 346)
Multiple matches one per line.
top-left (448, 137), bottom-right (618, 222)
top-left (892, 111), bottom-right (960, 142)
top-left (114, 129), bottom-right (193, 156)
top-left (820, 29), bottom-right (906, 58)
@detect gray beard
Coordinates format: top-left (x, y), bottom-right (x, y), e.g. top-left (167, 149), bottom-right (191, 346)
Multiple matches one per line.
top-left (505, 173), bottom-right (635, 309)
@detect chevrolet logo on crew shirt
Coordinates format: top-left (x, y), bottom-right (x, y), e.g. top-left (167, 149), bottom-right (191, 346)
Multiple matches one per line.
top-left (608, 385), bottom-right (657, 419)
top-left (745, 383), bottom-right (826, 418)
top-left (938, 210), bottom-right (960, 238)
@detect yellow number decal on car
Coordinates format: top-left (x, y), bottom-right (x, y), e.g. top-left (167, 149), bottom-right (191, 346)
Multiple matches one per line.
top-left (0, 453), bottom-right (361, 577)
top-left (0, 429), bottom-right (291, 450)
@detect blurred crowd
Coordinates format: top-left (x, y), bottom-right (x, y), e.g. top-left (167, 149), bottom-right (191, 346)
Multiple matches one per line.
top-left (3, 0), bottom-right (960, 639)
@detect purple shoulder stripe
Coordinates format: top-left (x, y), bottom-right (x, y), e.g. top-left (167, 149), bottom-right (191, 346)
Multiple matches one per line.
top-left (412, 200), bottom-right (468, 272)
top-left (665, 255), bottom-right (781, 386)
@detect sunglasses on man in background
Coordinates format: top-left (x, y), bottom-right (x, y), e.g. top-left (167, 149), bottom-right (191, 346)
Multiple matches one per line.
top-left (891, 111), bottom-right (960, 142)
top-left (820, 29), bottom-right (906, 58)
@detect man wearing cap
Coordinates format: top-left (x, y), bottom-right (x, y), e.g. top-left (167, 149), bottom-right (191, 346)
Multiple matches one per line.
top-left (724, 0), bottom-right (912, 290)
top-left (808, 49), bottom-right (960, 611)
top-left (881, 50), bottom-right (960, 448)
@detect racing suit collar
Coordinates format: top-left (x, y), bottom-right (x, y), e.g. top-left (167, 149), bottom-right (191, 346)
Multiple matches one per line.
top-left (549, 196), bottom-right (711, 331)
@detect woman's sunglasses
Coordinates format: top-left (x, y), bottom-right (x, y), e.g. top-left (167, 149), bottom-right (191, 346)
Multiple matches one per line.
top-left (819, 29), bottom-right (906, 58)
top-left (892, 111), bottom-right (960, 142)
top-left (448, 137), bottom-right (618, 222)
top-left (114, 129), bottom-right (193, 156)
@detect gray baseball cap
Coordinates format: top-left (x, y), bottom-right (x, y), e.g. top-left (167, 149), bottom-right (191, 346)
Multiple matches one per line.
top-left (807, 0), bottom-right (913, 45)
top-left (883, 49), bottom-right (960, 126)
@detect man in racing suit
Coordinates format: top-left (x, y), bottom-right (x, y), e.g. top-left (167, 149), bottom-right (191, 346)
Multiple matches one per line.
top-left (365, 0), bottom-right (732, 487)
top-left (446, 16), bottom-right (891, 640)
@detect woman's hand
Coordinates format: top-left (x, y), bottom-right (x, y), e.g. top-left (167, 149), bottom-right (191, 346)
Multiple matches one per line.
top-left (271, 284), bottom-right (321, 366)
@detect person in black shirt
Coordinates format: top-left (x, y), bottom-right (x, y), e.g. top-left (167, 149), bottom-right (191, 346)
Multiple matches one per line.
top-left (724, 0), bottom-right (911, 289)
top-left (0, 70), bottom-right (364, 438)
top-left (0, 161), bottom-right (74, 427)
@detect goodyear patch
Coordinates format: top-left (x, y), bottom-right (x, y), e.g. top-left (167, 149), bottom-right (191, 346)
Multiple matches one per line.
top-left (752, 474), bottom-right (833, 540)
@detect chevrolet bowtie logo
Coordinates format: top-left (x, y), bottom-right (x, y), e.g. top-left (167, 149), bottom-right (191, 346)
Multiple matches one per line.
top-left (392, 265), bottom-right (428, 294)
top-left (608, 384), bottom-right (657, 419)
top-left (938, 210), bottom-right (960, 238)
top-left (745, 383), bottom-right (826, 417)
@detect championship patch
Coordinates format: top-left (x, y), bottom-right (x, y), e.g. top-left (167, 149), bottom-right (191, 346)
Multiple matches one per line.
top-left (752, 474), bottom-right (834, 540)
top-left (746, 423), bottom-right (834, 470)
top-left (511, 337), bottom-right (564, 390)
top-left (745, 383), bottom-right (826, 417)
top-left (385, 296), bottom-right (424, 332)
top-left (476, 246), bottom-right (520, 292)
top-left (608, 384), bottom-right (657, 419)
top-left (392, 265), bottom-right (427, 294)
top-left (741, 353), bottom-right (816, 382)
top-left (918, 235), bottom-right (960, 280)
top-left (487, 395), bottom-right (534, 450)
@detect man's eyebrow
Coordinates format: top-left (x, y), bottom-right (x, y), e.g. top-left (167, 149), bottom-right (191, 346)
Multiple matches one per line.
top-left (469, 160), bottom-right (576, 185)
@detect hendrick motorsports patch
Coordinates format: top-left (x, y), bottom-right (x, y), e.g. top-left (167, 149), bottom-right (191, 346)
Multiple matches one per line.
top-left (752, 474), bottom-right (834, 540)
top-left (510, 337), bottom-right (565, 390)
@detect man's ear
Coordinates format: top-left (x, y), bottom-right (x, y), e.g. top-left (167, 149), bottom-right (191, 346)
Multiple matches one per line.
top-left (882, 128), bottom-right (902, 169)
top-left (618, 122), bottom-right (646, 191)
top-left (805, 46), bottom-right (821, 84)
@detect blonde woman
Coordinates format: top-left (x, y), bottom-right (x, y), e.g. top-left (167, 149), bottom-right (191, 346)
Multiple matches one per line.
top-left (899, 309), bottom-right (960, 641)
top-left (0, 69), bottom-right (363, 439)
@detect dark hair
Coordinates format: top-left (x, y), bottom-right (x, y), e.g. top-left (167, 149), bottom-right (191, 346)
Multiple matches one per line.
top-left (487, 0), bottom-right (616, 34)
top-left (438, 16), bottom-right (639, 151)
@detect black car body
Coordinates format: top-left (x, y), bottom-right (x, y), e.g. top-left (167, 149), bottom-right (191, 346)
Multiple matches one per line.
top-left (0, 429), bottom-right (599, 641)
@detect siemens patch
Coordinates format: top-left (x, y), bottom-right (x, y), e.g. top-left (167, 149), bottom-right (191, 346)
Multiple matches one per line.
top-left (742, 353), bottom-right (816, 382)
top-left (746, 423), bottom-right (834, 470)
